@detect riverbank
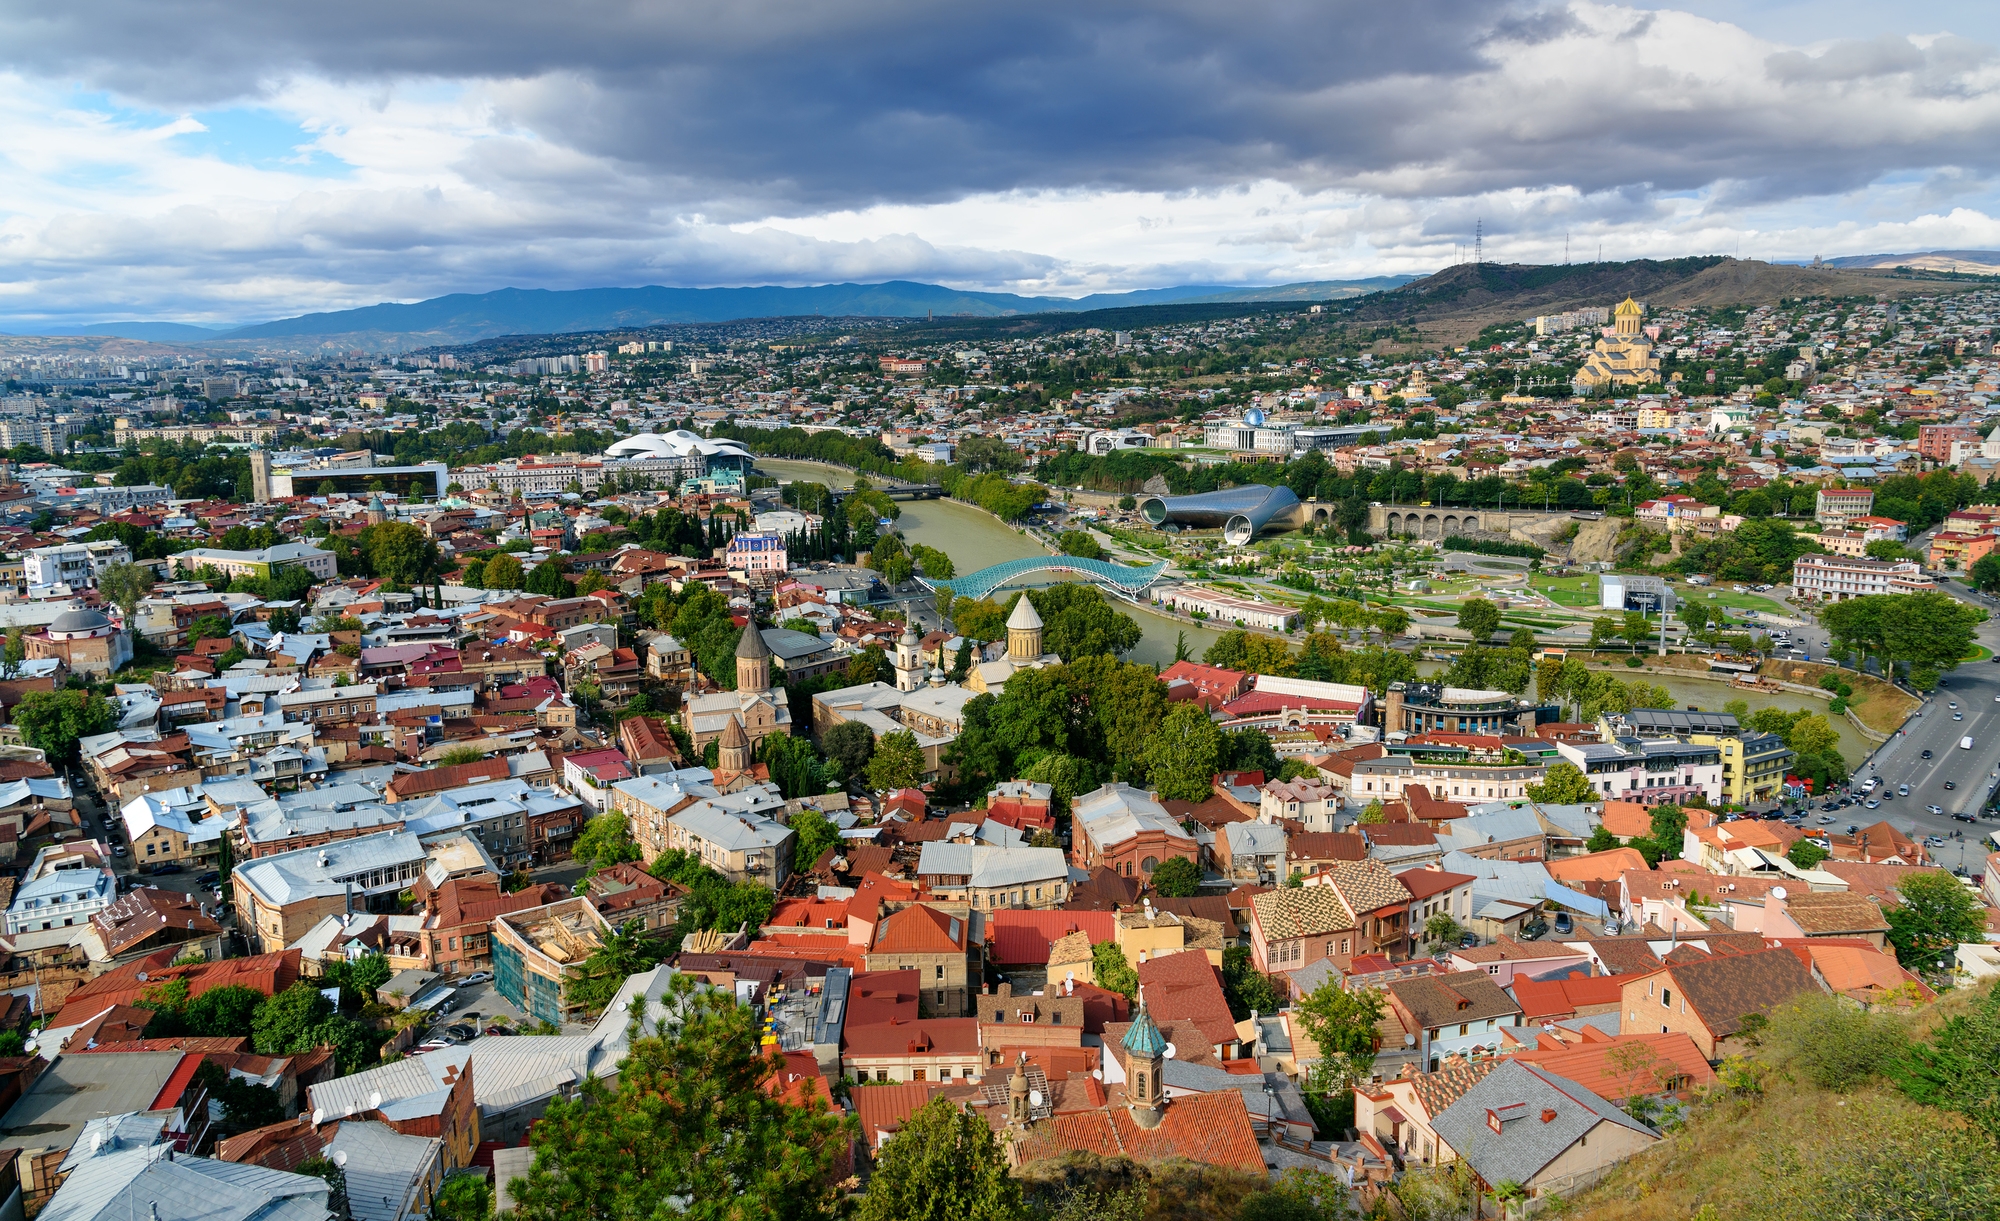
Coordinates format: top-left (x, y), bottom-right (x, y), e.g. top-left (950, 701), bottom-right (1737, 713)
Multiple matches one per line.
top-left (758, 457), bottom-right (1226, 666)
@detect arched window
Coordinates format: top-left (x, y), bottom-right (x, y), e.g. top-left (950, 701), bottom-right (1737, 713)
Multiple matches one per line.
top-left (1142, 857), bottom-right (1159, 874)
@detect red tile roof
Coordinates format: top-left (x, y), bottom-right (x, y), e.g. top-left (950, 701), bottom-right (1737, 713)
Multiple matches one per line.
top-left (986, 910), bottom-right (1117, 965)
top-left (841, 1017), bottom-right (982, 1057)
top-left (55, 949), bottom-right (302, 1024)
top-left (849, 1082), bottom-right (942, 1146)
top-left (1508, 975), bottom-right (1625, 1022)
top-left (1134, 951), bottom-right (1238, 1047)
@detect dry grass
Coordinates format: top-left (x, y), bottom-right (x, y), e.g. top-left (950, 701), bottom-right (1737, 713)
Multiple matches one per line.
top-left (1759, 659), bottom-right (1919, 736)
top-left (1559, 982), bottom-right (1998, 1220)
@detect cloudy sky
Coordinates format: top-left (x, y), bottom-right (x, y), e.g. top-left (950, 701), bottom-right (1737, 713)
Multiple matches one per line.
top-left (4, 0), bottom-right (2000, 326)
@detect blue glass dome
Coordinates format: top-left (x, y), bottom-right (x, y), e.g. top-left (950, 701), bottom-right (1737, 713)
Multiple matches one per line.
top-left (1243, 406), bottom-right (1267, 427)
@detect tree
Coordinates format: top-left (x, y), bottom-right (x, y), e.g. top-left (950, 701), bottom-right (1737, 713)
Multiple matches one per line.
top-left (1294, 980), bottom-right (1385, 1059)
top-left (1888, 978), bottom-right (2000, 1139)
top-left (1149, 856), bottom-right (1201, 897)
top-left (1091, 941), bottom-right (1138, 999)
top-left (1508, 626), bottom-right (1538, 654)
top-left (1359, 798), bottom-right (1386, 824)
top-left (1424, 913), bottom-right (1464, 947)
top-left (1787, 838), bottom-right (1830, 870)
top-left (1221, 943), bottom-right (1282, 1020)
top-left (360, 521), bottom-right (443, 587)
top-left (867, 729), bottom-right (925, 791)
top-left (96, 561), bottom-right (154, 621)
top-left (187, 613), bottom-right (234, 644)
top-left (525, 558), bottom-right (575, 598)
top-left (1885, 870), bottom-right (1986, 973)
top-left (1055, 530), bottom-right (1106, 560)
top-left (1527, 761), bottom-right (1595, 804)
top-left (1788, 713), bottom-right (1840, 759)
top-left (869, 533), bottom-right (915, 585)
top-left (483, 552), bottom-right (525, 590)
top-left (571, 811), bottom-right (641, 875)
top-left (568, 919), bottom-right (668, 1014)
top-left (1585, 825), bottom-right (1620, 853)
top-left (1589, 614), bottom-right (1621, 650)
top-left (1457, 597), bottom-right (1500, 642)
top-left (790, 808), bottom-right (841, 872)
top-left (1971, 552), bottom-right (2000, 594)
top-left (182, 984), bottom-right (265, 1038)
top-left (1143, 702), bottom-right (1222, 801)
top-left (821, 721), bottom-right (875, 784)
top-left (13, 689), bottom-right (118, 763)
top-left (857, 1097), bottom-right (1026, 1221)
top-left (509, 976), bottom-right (852, 1221)
top-left (1622, 609), bottom-right (1652, 653)
top-left (251, 981), bottom-right (332, 1054)
top-left (429, 1174), bottom-right (493, 1221)
top-left (297, 1157), bottom-right (350, 1221)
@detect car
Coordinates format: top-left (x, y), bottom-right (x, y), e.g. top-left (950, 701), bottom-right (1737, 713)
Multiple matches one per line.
top-left (1945, 781), bottom-right (1958, 790)
top-left (148, 862), bottom-right (183, 875)
top-left (1955, 812), bottom-right (1980, 823)
top-left (1553, 912), bottom-right (1573, 935)
top-left (1458, 932), bottom-right (1479, 948)
top-left (459, 971), bottom-right (492, 986)
top-left (1929, 804), bottom-right (1945, 815)
top-left (1900, 784), bottom-right (1911, 795)
top-left (1956, 713), bottom-right (1965, 721)
top-left (196, 870), bottom-right (220, 886)
top-left (1951, 702), bottom-right (1959, 709)
top-left (1865, 799), bottom-right (1881, 808)
top-left (1847, 824), bottom-right (1860, 834)
top-left (483, 1025), bottom-right (516, 1036)
top-left (1817, 814), bottom-right (1835, 824)
top-left (1925, 835), bottom-right (1946, 847)
top-left (112, 845), bottom-right (126, 856)
top-left (1923, 750), bottom-right (1935, 759)
top-left (412, 1040), bottom-right (453, 1055)
top-left (443, 1024), bottom-right (477, 1041)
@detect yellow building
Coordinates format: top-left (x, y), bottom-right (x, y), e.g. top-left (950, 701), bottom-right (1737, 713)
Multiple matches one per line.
top-left (1573, 298), bottom-right (1662, 393)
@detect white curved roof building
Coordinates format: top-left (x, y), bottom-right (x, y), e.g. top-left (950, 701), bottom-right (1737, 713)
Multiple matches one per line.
top-left (605, 430), bottom-right (756, 465)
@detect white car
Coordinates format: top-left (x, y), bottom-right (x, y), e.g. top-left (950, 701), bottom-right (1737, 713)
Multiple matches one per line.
top-left (460, 972), bottom-right (493, 986)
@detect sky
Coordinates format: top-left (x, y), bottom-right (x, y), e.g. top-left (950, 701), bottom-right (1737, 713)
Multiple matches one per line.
top-left (4, 1), bottom-right (2000, 327)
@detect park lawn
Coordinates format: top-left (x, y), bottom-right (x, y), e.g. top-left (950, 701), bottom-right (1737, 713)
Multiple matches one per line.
top-left (1966, 642), bottom-right (1993, 662)
top-left (1532, 575), bottom-right (1600, 607)
top-left (1684, 586), bottom-right (1791, 616)
top-left (1761, 659), bottom-right (1919, 737)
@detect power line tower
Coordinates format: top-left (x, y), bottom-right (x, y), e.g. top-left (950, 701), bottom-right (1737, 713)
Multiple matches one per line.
top-left (1474, 219), bottom-right (1483, 266)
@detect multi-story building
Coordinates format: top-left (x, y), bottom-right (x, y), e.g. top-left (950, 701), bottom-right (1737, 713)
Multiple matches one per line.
top-left (1160, 586), bottom-right (1300, 631)
top-left (1249, 860), bottom-right (1414, 975)
top-left (1791, 553), bottom-right (1935, 601)
top-left (167, 541), bottom-right (338, 582)
top-left (1814, 487), bottom-right (1875, 526)
top-left (490, 896), bottom-right (610, 1026)
top-left (914, 843), bottom-right (1070, 910)
top-left (233, 828), bottom-right (431, 953)
top-left (1382, 682), bottom-right (1540, 737)
top-left (4, 842), bottom-right (115, 935)
top-left (665, 798), bottom-right (795, 889)
top-left (23, 540), bottom-right (130, 588)
top-left (1614, 709), bottom-right (1794, 806)
top-left (863, 903), bottom-right (974, 1017)
top-left (1070, 783), bottom-right (1200, 881)
top-left (1553, 737), bottom-right (1724, 807)
top-left (723, 532), bottom-right (787, 581)
top-left (1919, 424), bottom-right (1980, 462)
top-left (1927, 529), bottom-right (1997, 571)
top-left (0, 419), bottom-right (70, 451)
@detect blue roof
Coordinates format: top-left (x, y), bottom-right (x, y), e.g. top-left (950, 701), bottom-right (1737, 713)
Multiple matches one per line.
top-left (1121, 1003), bottom-right (1168, 1057)
top-left (933, 556), bottom-right (1169, 602)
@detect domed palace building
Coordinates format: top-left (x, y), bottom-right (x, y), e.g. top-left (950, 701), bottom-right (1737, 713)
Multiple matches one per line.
top-left (26, 605), bottom-right (132, 677)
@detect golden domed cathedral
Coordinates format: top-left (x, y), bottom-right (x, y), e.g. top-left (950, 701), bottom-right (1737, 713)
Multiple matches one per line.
top-left (1572, 297), bottom-right (1662, 393)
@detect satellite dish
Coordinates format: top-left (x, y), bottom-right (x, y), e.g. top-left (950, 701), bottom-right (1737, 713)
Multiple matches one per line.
top-left (369, 1091), bottom-right (383, 1110)
top-left (312, 1109), bottom-right (324, 1125)
top-left (1163, 1042), bottom-right (1178, 1060)
top-left (1028, 1089), bottom-right (1044, 1108)
top-left (332, 1151), bottom-right (348, 1168)
top-left (1771, 886), bottom-right (1788, 899)
top-left (1091, 1069), bottom-right (1103, 1080)
top-left (1404, 1034), bottom-right (1416, 1047)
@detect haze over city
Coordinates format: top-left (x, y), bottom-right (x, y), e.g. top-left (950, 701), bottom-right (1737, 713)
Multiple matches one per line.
top-left (6, 1), bottom-right (2000, 327)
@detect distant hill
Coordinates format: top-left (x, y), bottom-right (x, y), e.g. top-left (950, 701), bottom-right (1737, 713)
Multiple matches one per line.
top-left (1341, 257), bottom-right (1982, 343)
top-left (1820, 250), bottom-right (2000, 276)
top-left (212, 277), bottom-right (1415, 346)
top-left (0, 321), bottom-right (236, 342)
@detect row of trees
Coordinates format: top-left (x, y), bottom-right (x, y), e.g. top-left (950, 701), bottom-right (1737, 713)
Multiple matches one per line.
top-left (1821, 590), bottom-right (1986, 691)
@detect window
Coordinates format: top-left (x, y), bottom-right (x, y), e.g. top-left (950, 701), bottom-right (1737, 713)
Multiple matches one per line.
top-left (875, 1070), bottom-right (888, 1082)
top-left (936, 965), bottom-right (945, 980)
top-left (912, 1069), bottom-right (925, 1081)
top-left (1142, 857), bottom-right (1159, 874)
top-left (1458, 1023), bottom-right (1469, 1036)
top-left (1661, 988), bottom-right (1672, 1007)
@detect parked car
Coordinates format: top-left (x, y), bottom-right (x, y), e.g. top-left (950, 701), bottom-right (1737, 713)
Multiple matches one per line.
top-left (1954, 812), bottom-right (1980, 823)
top-left (1553, 912), bottom-right (1573, 935)
top-left (1458, 932), bottom-right (1479, 948)
top-left (1899, 784), bottom-right (1911, 795)
top-left (196, 870), bottom-right (220, 886)
top-left (459, 971), bottom-right (492, 986)
top-left (443, 1024), bottom-right (477, 1041)
top-left (1865, 800), bottom-right (1880, 809)
top-left (112, 845), bottom-right (126, 857)
top-left (148, 862), bottom-right (182, 875)
top-left (483, 1025), bottom-right (516, 1036)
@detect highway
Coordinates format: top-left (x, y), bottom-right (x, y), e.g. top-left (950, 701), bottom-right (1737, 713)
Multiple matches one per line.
top-left (1799, 577), bottom-right (2000, 874)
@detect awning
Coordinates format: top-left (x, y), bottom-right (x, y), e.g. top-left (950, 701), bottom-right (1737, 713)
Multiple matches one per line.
top-left (1544, 878), bottom-right (1610, 920)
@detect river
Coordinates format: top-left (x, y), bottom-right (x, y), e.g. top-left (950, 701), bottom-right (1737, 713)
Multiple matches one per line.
top-left (756, 458), bottom-right (1225, 667)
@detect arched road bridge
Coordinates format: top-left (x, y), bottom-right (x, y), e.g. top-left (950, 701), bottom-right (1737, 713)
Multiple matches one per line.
top-left (920, 556), bottom-right (1171, 602)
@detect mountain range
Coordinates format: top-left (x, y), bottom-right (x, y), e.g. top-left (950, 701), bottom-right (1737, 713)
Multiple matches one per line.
top-left (2, 277), bottom-right (1413, 347)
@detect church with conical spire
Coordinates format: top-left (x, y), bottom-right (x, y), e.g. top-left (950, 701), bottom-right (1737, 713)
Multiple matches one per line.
top-left (967, 593), bottom-right (1062, 694)
top-left (680, 621), bottom-right (793, 758)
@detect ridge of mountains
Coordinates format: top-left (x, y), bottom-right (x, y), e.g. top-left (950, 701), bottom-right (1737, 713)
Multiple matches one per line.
top-left (3, 277), bottom-right (1414, 347)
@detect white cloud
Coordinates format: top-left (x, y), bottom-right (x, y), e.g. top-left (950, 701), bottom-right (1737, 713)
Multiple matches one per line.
top-left (3, 4), bottom-right (2000, 325)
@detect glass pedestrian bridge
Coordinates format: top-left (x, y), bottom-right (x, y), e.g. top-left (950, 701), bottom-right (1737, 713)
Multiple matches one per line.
top-left (923, 556), bottom-right (1171, 602)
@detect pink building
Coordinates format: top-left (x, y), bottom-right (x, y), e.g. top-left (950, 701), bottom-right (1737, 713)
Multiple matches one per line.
top-left (725, 532), bottom-right (788, 580)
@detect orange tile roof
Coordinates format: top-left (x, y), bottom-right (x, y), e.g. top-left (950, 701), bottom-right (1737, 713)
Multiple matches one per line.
top-left (1511, 1030), bottom-right (1715, 1099)
top-left (870, 904), bottom-right (967, 954)
top-left (1546, 848), bottom-right (1649, 884)
top-left (1598, 801), bottom-right (1653, 838)
top-left (1011, 1089), bottom-right (1265, 1174)
top-left (849, 1082), bottom-right (942, 1146)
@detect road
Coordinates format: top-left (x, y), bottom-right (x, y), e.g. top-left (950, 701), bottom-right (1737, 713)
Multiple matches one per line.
top-left (1822, 575), bottom-right (2000, 871)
